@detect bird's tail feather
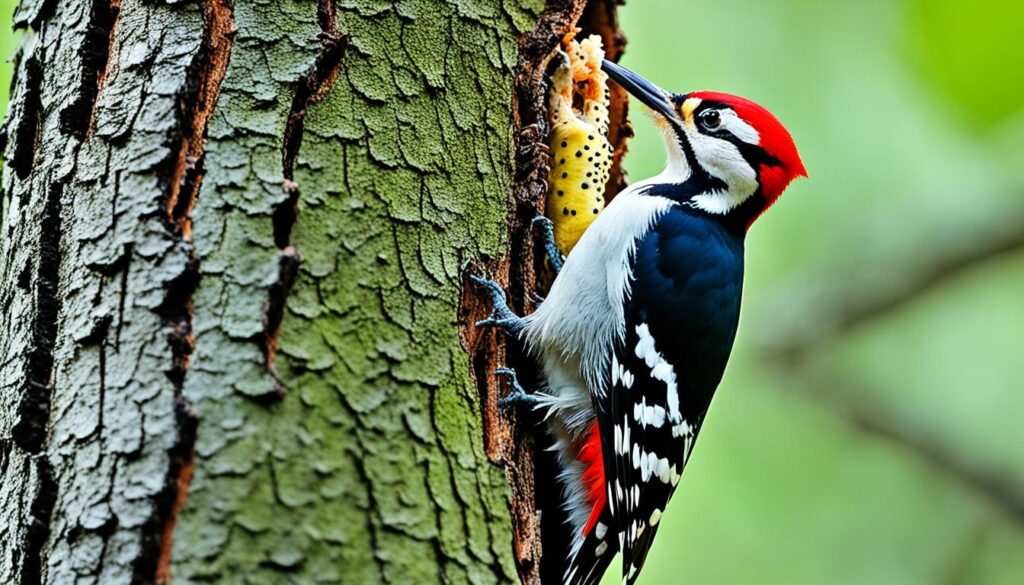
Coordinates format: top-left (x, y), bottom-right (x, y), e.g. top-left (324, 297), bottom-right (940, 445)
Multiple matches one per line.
top-left (564, 509), bottom-right (617, 585)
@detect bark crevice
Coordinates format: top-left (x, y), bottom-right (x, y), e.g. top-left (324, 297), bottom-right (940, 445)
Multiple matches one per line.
top-left (158, 0), bottom-right (236, 389)
top-left (165, 0), bottom-right (234, 237)
top-left (59, 0), bottom-right (120, 139)
top-left (12, 182), bottom-right (64, 585)
top-left (13, 182), bottom-right (63, 455)
top-left (280, 0), bottom-right (347, 187)
top-left (267, 0), bottom-right (347, 382)
top-left (10, 54), bottom-right (42, 180)
top-left (260, 246), bottom-right (300, 396)
top-left (145, 0), bottom-right (236, 580)
top-left (18, 457), bottom-right (57, 585)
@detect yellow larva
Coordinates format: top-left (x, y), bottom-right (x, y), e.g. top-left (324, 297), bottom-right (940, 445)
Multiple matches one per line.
top-left (546, 35), bottom-right (612, 256)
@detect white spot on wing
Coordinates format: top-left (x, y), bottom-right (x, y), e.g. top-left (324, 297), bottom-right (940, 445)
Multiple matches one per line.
top-left (634, 399), bottom-right (666, 428)
top-left (621, 368), bottom-right (634, 388)
top-left (635, 323), bottom-right (656, 365)
top-left (611, 354), bottom-right (621, 386)
top-left (640, 452), bottom-right (651, 481)
top-left (635, 323), bottom-right (682, 425)
top-left (646, 404), bottom-right (666, 427)
top-left (651, 362), bottom-right (672, 383)
top-left (656, 457), bottom-right (671, 484)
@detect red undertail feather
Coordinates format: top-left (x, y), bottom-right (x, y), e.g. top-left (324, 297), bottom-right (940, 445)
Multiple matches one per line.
top-left (580, 421), bottom-right (606, 536)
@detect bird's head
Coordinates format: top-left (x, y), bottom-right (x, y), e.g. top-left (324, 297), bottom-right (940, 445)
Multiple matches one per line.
top-left (603, 61), bottom-right (806, 229)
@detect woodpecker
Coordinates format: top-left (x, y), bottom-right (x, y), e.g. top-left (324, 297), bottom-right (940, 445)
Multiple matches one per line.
top-left (474, 60), bottom-right (806, 585)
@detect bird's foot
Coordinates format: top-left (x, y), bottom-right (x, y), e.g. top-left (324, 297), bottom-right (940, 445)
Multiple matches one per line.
top-left (494, 368), bottom-right (539, 409)
top-left (470, 275), bottom-right (525, 333)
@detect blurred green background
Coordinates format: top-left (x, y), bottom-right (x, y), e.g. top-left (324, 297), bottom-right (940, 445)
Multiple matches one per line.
top-left (2, 0), bottom-right (1021, 583)
top-left (615, 0), bottom-right (1024, 583)
top-left (1, 1), bottom-right (12, 109)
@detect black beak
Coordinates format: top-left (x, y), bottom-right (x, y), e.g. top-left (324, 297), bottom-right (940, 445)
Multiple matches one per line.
top-left (602, 60), bottom-right (677, 120)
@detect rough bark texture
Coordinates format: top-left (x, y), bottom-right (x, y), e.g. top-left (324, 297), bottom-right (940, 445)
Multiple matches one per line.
top-left (2, 2), bottom-right (212, 583)
top-left (172, 1), bottom-right (542, 583)
top-left (1, 0), bottom-right (623, 583)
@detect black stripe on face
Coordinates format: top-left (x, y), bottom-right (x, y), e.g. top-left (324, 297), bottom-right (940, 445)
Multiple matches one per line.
top-left (662, 115), bottom-right (729, 201)
top-left (691, 101), bottom-right (782, 171)
top-left (648, 97), bottom-right (729, 200)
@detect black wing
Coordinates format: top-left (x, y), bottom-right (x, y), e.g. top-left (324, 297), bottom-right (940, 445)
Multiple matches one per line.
top-left (597, 206), bottom-right (744, 584)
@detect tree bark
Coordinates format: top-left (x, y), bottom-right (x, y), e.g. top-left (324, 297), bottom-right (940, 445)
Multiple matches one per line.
top-left (0, 0), bottom-right (625, 583)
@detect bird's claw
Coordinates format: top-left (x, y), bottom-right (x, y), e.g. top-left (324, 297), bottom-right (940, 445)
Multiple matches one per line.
top-left (475, 317), bottom-right (522, 329)
top-left (494, 368), bottom-right (538, 409)
top-left (470, 275), bottom-right (525, 333)
top-left (532, 216), bottom-right (564, 274)
top-left (531, 216), bottom-right (555, 230)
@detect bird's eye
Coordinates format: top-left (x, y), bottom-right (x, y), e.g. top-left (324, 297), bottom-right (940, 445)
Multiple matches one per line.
top-left (698, 109), bottom-right (721, 131)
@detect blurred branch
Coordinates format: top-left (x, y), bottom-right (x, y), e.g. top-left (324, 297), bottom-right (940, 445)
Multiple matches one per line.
top-left (753, 203), bottom-right (1024, 362)
top-left (795, 375), bottom-right (1024, 526)
top-left (752, 200), bottom-right (1024, 526)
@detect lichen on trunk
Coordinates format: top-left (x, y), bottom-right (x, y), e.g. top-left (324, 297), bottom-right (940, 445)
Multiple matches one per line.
top-left (171, 0), bottom-right (545, 583)
top-left (1, 0), bottom-right (627, 583)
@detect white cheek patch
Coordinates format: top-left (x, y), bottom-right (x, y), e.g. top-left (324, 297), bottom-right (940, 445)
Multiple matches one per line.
top-left (720, 109), bottom-right (760, 145)
top-left (685, 127), bottom-right (759, 214)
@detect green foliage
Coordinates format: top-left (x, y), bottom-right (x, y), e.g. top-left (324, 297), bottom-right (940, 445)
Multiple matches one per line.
top-left (907, 0), bottom-right (1024, 128)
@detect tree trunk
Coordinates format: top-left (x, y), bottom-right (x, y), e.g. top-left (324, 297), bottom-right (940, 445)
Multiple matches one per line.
top-left (0, 0), bottom-right (624, 583)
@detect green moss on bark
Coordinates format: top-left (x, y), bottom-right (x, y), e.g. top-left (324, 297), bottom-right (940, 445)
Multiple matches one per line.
top-left (173, 0), bottom-right (543, 583)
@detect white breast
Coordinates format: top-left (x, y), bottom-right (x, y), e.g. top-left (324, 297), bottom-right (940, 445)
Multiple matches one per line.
top-left (522, 187), bottom-right (674, 394)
